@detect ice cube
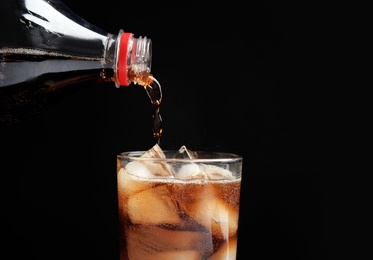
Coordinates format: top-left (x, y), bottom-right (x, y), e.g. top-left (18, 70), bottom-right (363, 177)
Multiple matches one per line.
top-left (126, 159), bottom-right (174, 177)
top-left (208, 238), bottom-right (237, 260)
top-left (182, 186), bottom-right (239, 240)
top-left (124, 161), bottom-right (157, 178)
top-left (140, 144), bottom-right (175, 176)
top-left (141, 143), bottom-right (166, 159)
top-left (127, 185), bottom-right (181, 225)
top-left (126, 225), bottom-right (212, 258)
top-left (117, 167), bottom-right (156, 197)
top-left (176, 163), bottom-right (235, 180)
top-left (117, 167), bottom-right (158, 223)
top-left (176, 163), bottom-right (208, 180)
top-left (174, 145), bottom-right (199, 159)
top-left (200, 164), bottom-right (234, 180)
top-left (172, 146), bottom-right (235, 180)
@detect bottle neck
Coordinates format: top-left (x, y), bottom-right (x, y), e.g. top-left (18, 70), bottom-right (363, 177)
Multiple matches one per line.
top-left (0, 0), bottom-right (152, 89)
top-left (115, 31), bottom-right (152, 87)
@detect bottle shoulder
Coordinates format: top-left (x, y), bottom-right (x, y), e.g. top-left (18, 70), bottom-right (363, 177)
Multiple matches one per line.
top-left (0, 0), bottom-right (108, 58)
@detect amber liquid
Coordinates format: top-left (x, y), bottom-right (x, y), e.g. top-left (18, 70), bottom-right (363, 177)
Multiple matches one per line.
top-left (117, 171), bottom-right (241, 260)
top-left (143, 79), bottom-right (163, 144)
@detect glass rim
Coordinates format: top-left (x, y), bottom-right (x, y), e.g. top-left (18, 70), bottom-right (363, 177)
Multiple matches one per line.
top-left (117, 150), bottom-right (243, 163)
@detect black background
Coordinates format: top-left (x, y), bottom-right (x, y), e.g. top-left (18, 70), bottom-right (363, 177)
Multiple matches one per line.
top-left (0, 0), bottom-right (327, 259)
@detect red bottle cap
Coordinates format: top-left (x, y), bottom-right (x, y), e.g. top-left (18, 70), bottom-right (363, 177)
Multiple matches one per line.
top-left (117, 32), bottom-right (132, 86)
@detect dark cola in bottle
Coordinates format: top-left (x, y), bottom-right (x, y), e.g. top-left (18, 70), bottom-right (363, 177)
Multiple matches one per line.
top-left (0, 0), bottom-right (161, 133)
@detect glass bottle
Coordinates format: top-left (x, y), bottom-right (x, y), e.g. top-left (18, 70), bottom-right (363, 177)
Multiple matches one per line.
top-left (0, 0), bottom-right (155, 125)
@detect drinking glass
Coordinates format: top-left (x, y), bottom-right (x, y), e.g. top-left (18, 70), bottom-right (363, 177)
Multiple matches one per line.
top-left (116, 145), bottom-right (243, 260)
